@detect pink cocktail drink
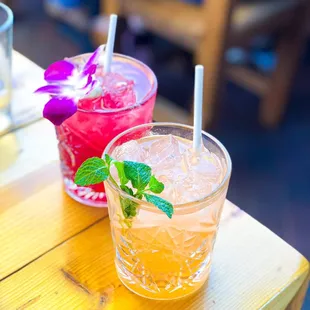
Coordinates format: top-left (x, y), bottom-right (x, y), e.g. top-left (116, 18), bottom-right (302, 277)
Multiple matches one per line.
top-left (56, 54), bottom-right (157, 207)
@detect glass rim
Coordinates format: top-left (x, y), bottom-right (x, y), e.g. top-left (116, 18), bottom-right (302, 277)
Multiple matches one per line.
top-left (103, 122), bottom-right (232, 213)
top-left (0, 3), bottom-right (13, 33)
top-left (74, 53), bottom-right (158, 115)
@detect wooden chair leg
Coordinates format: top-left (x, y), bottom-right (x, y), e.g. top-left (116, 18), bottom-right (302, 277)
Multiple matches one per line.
top-left (194, 0), bottom-right (235, 128)
top-left (259, 4), bottom-right (310, 128)
top-left (101, 0), bottom-right (120, 15)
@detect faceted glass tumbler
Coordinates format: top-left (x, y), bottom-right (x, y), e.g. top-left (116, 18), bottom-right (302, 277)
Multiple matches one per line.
top-left (103, 123), bottom-right (232, 300)
top-left (55, 53), bottom-right (157, 207)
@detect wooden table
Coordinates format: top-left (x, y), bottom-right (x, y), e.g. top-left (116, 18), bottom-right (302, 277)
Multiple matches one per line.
top-left (0, 54), bottom-right (309, 310)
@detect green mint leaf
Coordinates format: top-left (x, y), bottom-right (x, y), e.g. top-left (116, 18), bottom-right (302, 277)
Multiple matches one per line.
top-left (104, 154), bottom-right (113, 166)
top-left (135, 193), bottom-right (143, 200)
top-left (148, 175), bottom-right (164, 194)
top-left (114, 161), bottom-right (129, 185)
top-left (74, 157), bottom-right (108, 186)
top-left (120, 197), bottom-right (138, 219)
top-left (124, 161), bottom-right (151, 190)
top-left (120, 185), bottom-right (134, 196)
top-left (144, 194), bottom-right (174, 219)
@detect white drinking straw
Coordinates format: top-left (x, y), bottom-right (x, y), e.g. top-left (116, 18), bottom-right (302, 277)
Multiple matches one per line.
top-left (193, 65), bottom-right (204, 152)
top-left (104, 14), bottom-right (118, 73)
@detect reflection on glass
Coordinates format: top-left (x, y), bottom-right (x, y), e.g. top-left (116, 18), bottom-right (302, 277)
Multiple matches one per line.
top-left (0, 3), bottom-right (13, 133)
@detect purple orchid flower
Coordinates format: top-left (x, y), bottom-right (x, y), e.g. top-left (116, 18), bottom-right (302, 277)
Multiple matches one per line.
top-left (35, 45), bottom-right (104, 125)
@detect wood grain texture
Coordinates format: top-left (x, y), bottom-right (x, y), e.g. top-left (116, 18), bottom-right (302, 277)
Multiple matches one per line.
top-left (286, 272), bottom-right (309, 310)
top-left (1, 52), bottom-right (309, 308)
top-left (0, 120), bottom-right (108, 279)
top-left (1, 201), bottom-right (308, 309)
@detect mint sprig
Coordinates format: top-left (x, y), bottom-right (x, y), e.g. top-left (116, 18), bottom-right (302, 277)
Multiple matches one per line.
top-left (123, 161), bottom-right (151, 190)
top-left (114, 161), bottom-right (128, 185)
top-left (148, 175), bottom-right (164, 194)
top-left (74, 155), bottom-right (174, 221)
top-left (144, 194), bottom-right (173, 219)
top-left (74, 157), bottom-right (109, 186)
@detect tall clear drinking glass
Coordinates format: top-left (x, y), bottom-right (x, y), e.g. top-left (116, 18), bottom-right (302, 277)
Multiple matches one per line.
top-left (0, 3), bottom-right (13, 133)
top-left (104, 123), bottom-right (232, 300)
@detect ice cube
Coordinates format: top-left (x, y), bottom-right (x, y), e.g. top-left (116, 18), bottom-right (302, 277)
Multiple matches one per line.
top-left (99, 72), bottom-right (136, 109)
top-left (184, 148), bottom-right (222, 184)
top-left (170, 148), bottom-right (223, 203)
top-left (111, 135), bottom-right (224, 205)
top-left (146, 135), bottom-right (183, 168)
top-left (156, 145), bottom-right (223, 204)
top-left (112, 140), bottom-right (146, 162)
top-left (176, 175), bottom-right (213, 204)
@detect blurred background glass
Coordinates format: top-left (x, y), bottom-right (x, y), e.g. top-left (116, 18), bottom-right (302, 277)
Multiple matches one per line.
top-left (0, 2), bottom-right (13, 133)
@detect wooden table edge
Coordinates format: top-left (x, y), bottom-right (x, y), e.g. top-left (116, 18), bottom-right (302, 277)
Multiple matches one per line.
top-left (286, 271), bottom-right (309, 309)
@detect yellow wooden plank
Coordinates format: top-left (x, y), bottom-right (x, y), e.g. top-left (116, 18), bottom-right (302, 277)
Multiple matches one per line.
top-left (0, 201), bottom-right (308, 309)
top-left (0, 162), bottom-right (108, 280)
top-left (0, 119), bottom-right (108, 279)
top-left (286, 273), bottom-right (310, 310)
